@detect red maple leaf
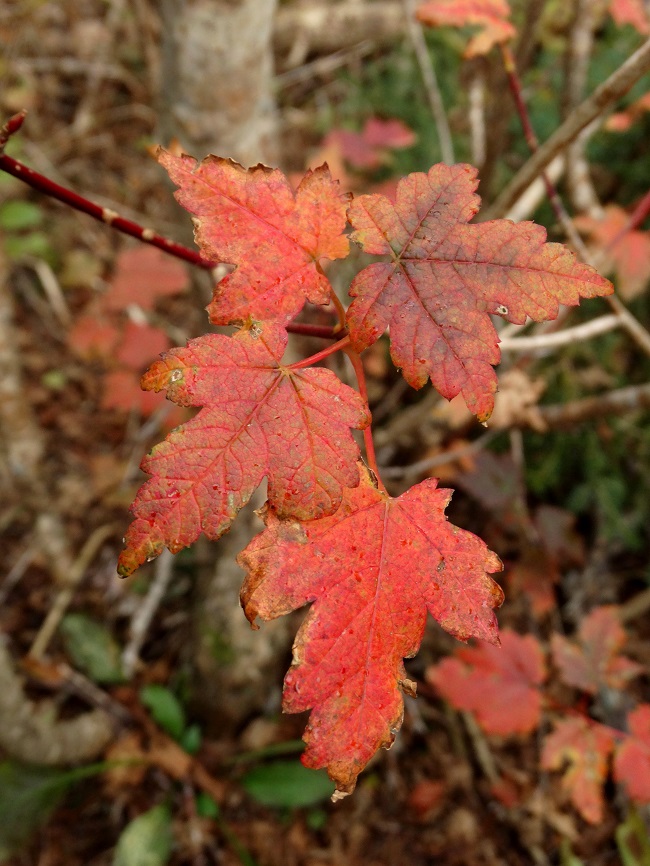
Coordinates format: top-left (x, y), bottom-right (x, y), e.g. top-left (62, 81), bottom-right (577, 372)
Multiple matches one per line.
top-left (614, 704), bottom-right (650, 803)
top-left (346, 163), bottom-right (612, 420)
top-left (157, 149), bottom-right (350, 326)
top-left (417, 0), bottom-right (516, 57)
top-left (118, 323), bottom-right (369, 576)
top-left (575, 204), bottom-right (650, 300)
top-left (103, 246), bottom-right (189, 312)
top-left (427, 630), bottom-right (546, 735)
top-left (116, 321), bottom-right (171, 371)
top-left (551, 606), bottom-right (643, 695)
top-left (542, 716), bottom-right (616, 824)
top-left (609, 0), bottom-right (650, 34)
top-left (238, 466), bottom-right (503, 796)
top-left (323, 118), bottom-right (417, 170)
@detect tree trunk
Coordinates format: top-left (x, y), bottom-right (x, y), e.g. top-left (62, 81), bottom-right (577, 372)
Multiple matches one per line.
top-left (157, 0), bottom-right (291, 732)
top-left (158, 0), bottom-right (279, 166)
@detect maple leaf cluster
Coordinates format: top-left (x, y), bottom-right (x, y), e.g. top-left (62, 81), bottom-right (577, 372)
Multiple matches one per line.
top-left (429, 608), bottom-right (648, 822)
top-left (119, 148), bottom-right (610, 796)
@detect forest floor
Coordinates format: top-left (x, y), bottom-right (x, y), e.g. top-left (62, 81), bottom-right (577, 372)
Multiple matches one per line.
top-left (2, 3), bottom-right (650, 865)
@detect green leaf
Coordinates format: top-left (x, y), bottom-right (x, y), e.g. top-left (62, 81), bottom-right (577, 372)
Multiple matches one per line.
top-left (60, 613), bottom-right (125, 684)
top-left (140, 684), bottom-right (186, 740)
top-left (195, 792), bottom-right (220, 819)
top-left (0, 761), bottom-right (109, 858)
top-left (241, 760), bottom-right (335, 809)
top-left (4, 231), bottom-right (53, 261)
top-left (180, 723), bottom-right (202, 755)
top-left (113, 805), bottom-right (173, 866)
top-left (0, 200), bottom-right (43, 231)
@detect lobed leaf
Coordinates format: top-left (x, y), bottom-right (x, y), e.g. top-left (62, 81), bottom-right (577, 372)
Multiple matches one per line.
top-left (614, 704), bottom-right (650, 803)
top-left (542, 716), bottom-right (616, 824)
top-left (158, 149), bottom-right (350, 326)
top-left (118, 324), bottom-right (369, 576)
top-left (427, 630), bottom-right (546, 735)
top-left (346, 163), bottom-right (613, 420)
top-left (238, 466), bottom-right (503, 796)
top-left (417, 0), bottom-right (516, 57)
top-left (551, 606), bottom-right (643, 695)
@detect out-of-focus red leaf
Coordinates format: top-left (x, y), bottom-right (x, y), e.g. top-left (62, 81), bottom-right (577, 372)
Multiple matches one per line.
top-left (363, 117), bottom-right (417, 150)
top-left (575, 205), bottom-right (650, 300)
top-left (427, 630), bottom-right (545, 735)
top-left (609, 0), bottom-right (650, 34)
top-left (508, 506), bottom-right (584, 616)
top-left (322, 118), bottom-right (416, 171)
top-left (238, 466), bottom-right (503, 796)
top-left (68, 307), bottom-right (121, 360)
top-left (614, 704), bottom-right (650, 803)
top-left (102, 369), bottom-right (168, 417)
top-left (417, 0), bottom-right (516, 57)
top-left (346, 164), bottom-right (612, 420)
top-left (103, 246), bottom-right (189, 312)
top-left (157, 149), bottom-right (350, 325)
top-left (606, 92), bottom-right (650, 132)
top-left (551, 606), bottom-right (643, 694)
top-left (534, 505), bottom-right (585, 569)
top-left (118, 323), bottom-right (369, 576)
top-left (116, 321), bottom-right (170, 371)
top-left (507, 548), bottom-right (558, 616)
top-left (408, 779), bottom-right (446, 818)
top-left (541, 716), bottom-right (616, 824)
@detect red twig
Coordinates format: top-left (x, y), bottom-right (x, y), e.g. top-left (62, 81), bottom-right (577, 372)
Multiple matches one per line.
top-left (344, 347), bottom-right (386, 494)
top-left (286, 322), bottom-right (340, 339)
top-left (605, 187), bottom-right (650, 252)
top-left (0, 112), bottom-right (214, 270)
top-left (288, 335), bottom-right (351, 370)
top-left (500, 45), bottom-right (584, 252)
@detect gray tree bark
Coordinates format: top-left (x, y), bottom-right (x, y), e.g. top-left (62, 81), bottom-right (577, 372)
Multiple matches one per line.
top-left (158, 0), bottom-right (279, 166)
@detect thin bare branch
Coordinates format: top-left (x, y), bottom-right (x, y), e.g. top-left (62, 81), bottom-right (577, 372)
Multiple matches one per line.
top-left (499, 314), bottom-right (621, 352)
top-left (122, 549), bottom-right (175, 678)
top-left (485, 38), bottom-right (650, 220)
top-left (403, 0), bottom-right (455, 164)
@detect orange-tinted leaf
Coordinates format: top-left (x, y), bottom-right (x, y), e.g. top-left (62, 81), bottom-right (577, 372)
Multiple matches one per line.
top-left (551, 606), bottom-right (643, 694)
top-left (427, 630), bottom-right (546, 735)
top-left (238, 466), bottom-right (503, 795)
top-left (103, 246), bottom-right (189, 312)
top-left (102, 369), bottom-right (169, 417)
top-left (116, 321), bottom-right (170, 371)
top-left (157, 149), bottom-right (350, 326)
top-left (68, 307), bottom-right (121, 360)
top-left (575, 204), bottom-right (650, 300)
top-left (118, 324), bottom-right (369, 576)
top-left (614, 704), bottom-right (650, 803)
top-left (609, 0), bottom-right (650, 34)
top-left (417, 0), bottom-right (516, 57)
top-left (346, 164), bottom-right (612, 420)
top-left (324, 118), bottom-right (416, 170)
top-left (606, 92), bottom-right (650, 132)
top-left (542, 716), bottom-right (615, 824)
